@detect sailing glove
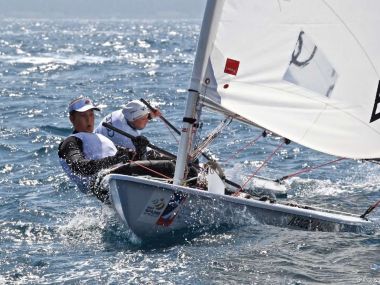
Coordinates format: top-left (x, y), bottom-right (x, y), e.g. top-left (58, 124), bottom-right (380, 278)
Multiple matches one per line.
top-left (132, 135), bottom-right (150, 147)
top-left (132, 135), bottom-right (150, 157)
top-left (115, 147), bottom-right (134, 163)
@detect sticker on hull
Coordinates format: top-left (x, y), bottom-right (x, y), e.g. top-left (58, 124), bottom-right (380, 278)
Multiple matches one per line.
top-left (138, 192), bottom-right (171, 224)
top-left (156, 192), bottom-right (187, 227)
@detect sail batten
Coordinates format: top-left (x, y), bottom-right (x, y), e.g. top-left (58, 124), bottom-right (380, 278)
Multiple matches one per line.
top-left (193, 0), bottom-right (380, 159)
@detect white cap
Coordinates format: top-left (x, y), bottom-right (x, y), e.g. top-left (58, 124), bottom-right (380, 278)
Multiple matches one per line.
top-left (122, 100), bottom-right (150, 121)
top-left (68, 97), bottom-right (100, 113)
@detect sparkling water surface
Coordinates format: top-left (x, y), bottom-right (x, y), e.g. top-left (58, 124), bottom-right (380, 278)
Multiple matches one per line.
top-left (0, 19), bottom-right (380, 284)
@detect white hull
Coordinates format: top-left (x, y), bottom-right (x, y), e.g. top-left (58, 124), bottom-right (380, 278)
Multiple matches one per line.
top-left (107, 174), bottom-right (373, 240)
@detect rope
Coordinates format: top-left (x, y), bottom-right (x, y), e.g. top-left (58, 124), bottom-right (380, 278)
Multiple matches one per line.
top-left (223, 131), bottom-right (265, 163)
top-left (160, 117), bottom-right (180, 143)
top-left (130, 160), bottom-right (173, 180)
top-left (275, 157), bottom-right (346, 182)
top-left (360, 199), bottom-right (380, 219)
top-left (191, 117), bottom-right (232, 159)
top-left (240, 140), bottom-right (286, 191)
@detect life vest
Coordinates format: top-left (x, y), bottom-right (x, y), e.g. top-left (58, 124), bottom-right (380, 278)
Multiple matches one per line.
top-left (94, 109), bottom-right (140, 149)
top-left (60, 132), bottom-right (117, 193)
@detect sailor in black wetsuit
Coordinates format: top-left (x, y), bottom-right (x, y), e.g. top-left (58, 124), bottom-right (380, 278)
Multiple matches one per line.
top-left (58, 97), bottom-right (175, 202)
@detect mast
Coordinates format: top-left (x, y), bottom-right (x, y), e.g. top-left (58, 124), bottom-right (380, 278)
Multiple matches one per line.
top-left (173, 0), bottom-right (225, 185)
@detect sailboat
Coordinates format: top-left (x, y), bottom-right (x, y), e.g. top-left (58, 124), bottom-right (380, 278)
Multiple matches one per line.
top-left (105, 0), bottom-right (380, 240)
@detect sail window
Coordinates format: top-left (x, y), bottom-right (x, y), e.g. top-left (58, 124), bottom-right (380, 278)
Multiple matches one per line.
top-left (283, 31), bottom-right (338, 98)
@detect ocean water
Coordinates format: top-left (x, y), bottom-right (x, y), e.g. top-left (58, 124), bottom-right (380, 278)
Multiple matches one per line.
top-left (0, 19), bottom-right (380, 284)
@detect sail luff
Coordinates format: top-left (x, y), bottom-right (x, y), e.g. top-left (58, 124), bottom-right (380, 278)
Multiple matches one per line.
top-left (188, 0), bottom-right (225, 92)
top-left (173, 0), bottom-right (225, 185)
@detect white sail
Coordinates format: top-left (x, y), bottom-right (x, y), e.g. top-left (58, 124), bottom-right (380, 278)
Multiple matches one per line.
top-left (194, 0), bottom-right (380, 159)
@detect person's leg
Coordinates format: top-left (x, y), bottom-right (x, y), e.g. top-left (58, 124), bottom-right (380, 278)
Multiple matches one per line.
top-left (90, 160), bottom-right (177, 203)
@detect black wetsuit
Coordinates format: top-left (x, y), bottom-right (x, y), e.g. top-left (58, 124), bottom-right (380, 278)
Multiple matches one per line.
top-left (58, 136), bottom-right (132, 176)
top-left (58, 135), bottom-right (176, 202)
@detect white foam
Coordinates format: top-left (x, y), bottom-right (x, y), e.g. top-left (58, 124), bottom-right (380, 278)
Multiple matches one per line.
top-left (1, 54), bottom-right (109, 66)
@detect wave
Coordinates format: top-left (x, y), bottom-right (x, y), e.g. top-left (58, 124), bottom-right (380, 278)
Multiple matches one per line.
top-left (57, 205), bottom-right (141, 248)
top-left (39, 125), bottom-right (71, 137)
top-left (0, 54), bottom-right (110, 66)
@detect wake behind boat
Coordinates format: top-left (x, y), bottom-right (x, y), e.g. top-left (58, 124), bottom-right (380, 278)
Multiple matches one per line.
top-left (104, 0), bottom-right (380, 240)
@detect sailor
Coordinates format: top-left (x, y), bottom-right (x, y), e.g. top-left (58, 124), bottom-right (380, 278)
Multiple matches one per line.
top-left (58, 97), bottom-right (176, 202)
top-left (95, 100), bottom-right (161, 157)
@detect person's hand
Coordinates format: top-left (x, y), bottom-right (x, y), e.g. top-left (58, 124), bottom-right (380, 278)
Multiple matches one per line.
top-left (132, 135), bottom-right (150, 148)
top-left (132, 135), bottom-right (150, 157)
top-left (115, 147), bottom-right (134, 163)
top-left (151, 108), bottom-right (161, 118)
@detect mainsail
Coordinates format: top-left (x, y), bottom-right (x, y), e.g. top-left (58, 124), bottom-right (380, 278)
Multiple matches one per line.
top-left (190, 0), bottom-right (380, 160)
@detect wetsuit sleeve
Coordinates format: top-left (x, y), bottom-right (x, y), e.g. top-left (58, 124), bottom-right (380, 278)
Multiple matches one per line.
top-left (58, 136), bottom-right (131, 176)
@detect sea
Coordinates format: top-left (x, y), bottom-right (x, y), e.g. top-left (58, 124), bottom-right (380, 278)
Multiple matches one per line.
top-left (0, 18), bottom-right (380, 285)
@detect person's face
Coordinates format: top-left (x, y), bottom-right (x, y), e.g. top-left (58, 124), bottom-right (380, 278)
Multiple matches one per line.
top-left (130, 114), bottom-right (150, 130)
top-left (70, 109), bottom-right (95, 133)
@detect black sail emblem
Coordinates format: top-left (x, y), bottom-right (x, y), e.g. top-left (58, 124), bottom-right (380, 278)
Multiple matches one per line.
top-left (370, 81), bottom-right (380, 123)
top-left (290, 31), bottom-right (318, 67)
top-left (283, 31), bottom-right (338, 98)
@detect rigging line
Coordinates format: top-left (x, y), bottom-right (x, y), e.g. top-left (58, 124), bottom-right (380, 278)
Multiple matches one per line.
top-left (129, 160), bottom-right (173, 180)
top-left (136, 100), bottom-right (238, 187)
top-left (190, 116), bottom-right (232, 159)
top-left (222, 131), bottom-right (266, 163)
top-left (275, 157), bottom-right (346, 182)
top-left (240, 140), bottom-right (286, 191)
top-left (162, 118), bottom-right (180, 143)
top-left (360, 199), bottom-right (380, 219)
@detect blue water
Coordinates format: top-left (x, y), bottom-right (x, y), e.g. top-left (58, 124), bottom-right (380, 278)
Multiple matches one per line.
top-left (1, 19), bottom-right (380, 284)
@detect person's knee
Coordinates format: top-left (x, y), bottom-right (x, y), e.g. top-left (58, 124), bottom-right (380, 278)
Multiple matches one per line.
top-left (187, 166), bottom-right (198, 179)
top-left (152, 160), bottom-right (175, 176)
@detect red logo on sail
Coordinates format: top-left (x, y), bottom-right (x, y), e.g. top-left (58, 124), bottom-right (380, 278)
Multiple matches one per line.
top-left (224, 58), bottom-right (240, 76)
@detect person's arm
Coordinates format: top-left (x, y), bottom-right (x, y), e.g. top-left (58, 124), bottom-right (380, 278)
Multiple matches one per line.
top-left (58, 136), bottom-right (132, 176)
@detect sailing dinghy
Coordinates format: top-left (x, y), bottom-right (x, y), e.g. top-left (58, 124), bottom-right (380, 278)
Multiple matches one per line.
top-left (106, 0), bottom-right (380, 240)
